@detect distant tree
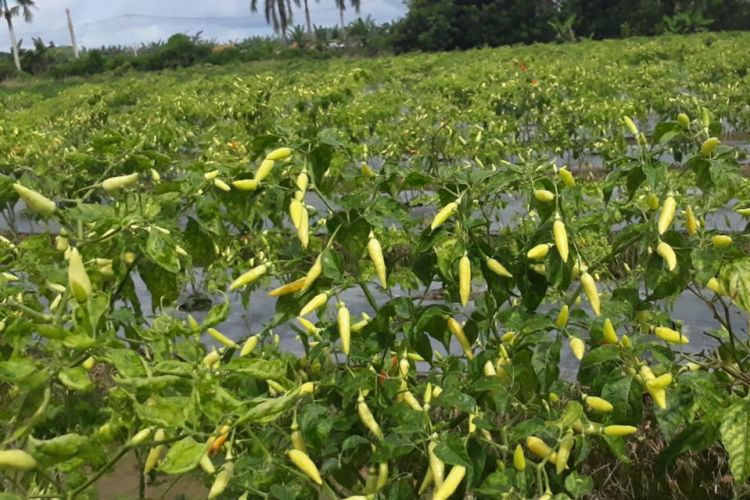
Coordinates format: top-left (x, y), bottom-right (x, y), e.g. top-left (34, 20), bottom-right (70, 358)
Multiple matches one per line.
top-left (251, 0), bottom-right (295, 41)
top-left (302, 0), bottom-right (319, 34)
top-left (392, 0), bottom-right (555, 53)
top-left (334, 0), bottom-right (361, 36)
top-left (1, 0), bottom-right (35, 72)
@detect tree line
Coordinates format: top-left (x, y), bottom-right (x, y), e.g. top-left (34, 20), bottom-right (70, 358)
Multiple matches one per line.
top-left (392, 0), bottom-right (750, 52)
top-left (2, 0), bottom-right (750, 78)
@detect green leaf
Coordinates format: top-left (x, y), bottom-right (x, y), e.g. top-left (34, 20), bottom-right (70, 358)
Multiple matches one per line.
top-left (202, 295), bottom-right (230, 328)
top-left (0, 358), bottom-right (39, 383)
top-left (146, 229), bottom-right (181, 274)
top-left (135, 396), bottom-right (194, 428)
top-left (561, 401), bottom-right (584, 429)
top-left (372, 434), bottom-right (414, 461)
top-left (183, 217), bottom-right (217, 268)
top-left (58, 367), bottom-right (93, 392)
top-left (236, 387), bottom-right (301, 425)
top-left (656, 421), bottom-right (719, 475)
top-left (103, 347), bottom-right (147, 378)
top-left (531, 339), bottom-right (560, 391)
top-left (159, 437), bottom-right (207, 475)
top-left (434, 433), bottom-right (473, 471)
top-left (720, 398), bottom-right (750, 482)
top-left (601, 375), bottom-right (642, 424)
top-left (721, 259), bottom-right (750, 313)
top-left (138, 257), bottom-right (180, 310)
top-left (477, 470), bottom-right (515, 496)
top-left (30, 433), bottom-right (89, 459)
top-left (564, 471), bottom-right (594, 498)
top-left (224, 357), bottom-right (286, 381)
top-left (432, 388), bottom-right (476, 413)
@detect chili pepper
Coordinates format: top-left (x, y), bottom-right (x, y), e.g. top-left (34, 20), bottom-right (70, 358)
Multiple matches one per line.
top-left (418, 467), bottom-right (434, 495)
top-left (338, 302), bottom-right (351, 355)
top-left (447, 317), bottom-right (474, 359)
top-left (144, 429), bottom-right (166, 474)
top-left (269, 278), bottom-right (306, 297)
top-left (701, 137), bottom-right (720, 155)
top-left (357, 392), bottom-right (384, 440)
top-left (288, 449), bottom-right (323, 485)
top-left (656, 241), bottom-right (677, 271)
top-left (429, 437), bottom-right (445, 488)
top-left (299, 292), bottom-right (329, 317)
top-left (13, 183), bottom-right (56, 216)
top-left (555, 304), bottom-right (569, 329)
top-left (289, 198), bottom-right (304, 229)
top-left (527, 243), bottom-right (551, 260)
top-left (266, 147), bottom-right (293, 161)
top-left (200, 453), bottom-right (216, 474)
top-left (458, 251), bottom-right (471, 306)
top-left (68, 248), bottom-right (92, 303)
top-left (432, 465), bottom-right (466, 500)
top-left (585, 396), bottom-right (614, 413)
top-left (534, 189), bottom-right (555, 202)
top-left (214, 179), bottom-right (232, 192)
top-left (302, 255), bottom-right (323, 291)
top-left (296, 171), bottom-right (308, 192)
top-left (229, 264), bottom-right (267, 292)
top-left (232, 179), bottom-right (258, 190)
top-left (298, 204), bottom-right (309, 248)
top-left (603, 425), bottom-right (637, 437)
top-left (580, 272), bottom-right (600, 316)
top-left (526, 436), bottom-right (558, 464)
top-left (376, 462), bottom-right (388, 491)
top-left (657, 195), bottom-right (676, 235)
top-left (208, 462), bottom-right (234, 499)
top-left (556, 432), bottom-right (574, 474)
top-left (430, 200), bottom-right (459, 230)
top-left (367, 232), bottom-right (387, 287)
top-left (291, 419), bottom-right (306, 452)
top-left (558, 167), bottom-right (575, 187)
top-left (297, 317), bottom-right (319, 335)
top-left (654, 326), bottom-right (689, 344)
top-left (207, 328), bottom-right (238, 348)
top-left (130, 427), bottom-right (154, 445)
top-left (513, 444), bottom-right (526, 471)
top-left (623, 116), bottom-right (639, 135)
top-left (553, 214), bottom-right (569, 263)
top-left (685, 206), bottom-right (698, 235)
top-left (486, 257), bottom-right (512, 278)
top-left (0, 450), bottom-right (37, 471)
top-left (712, 235), bottom-right (732, 248)
top-left (254, 159), bottom-right (275, 182)
top-left (602, 318), bottom-right (618, 344)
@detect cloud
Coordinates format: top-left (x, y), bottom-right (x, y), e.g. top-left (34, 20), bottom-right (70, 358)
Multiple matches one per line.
top-left (5, 0), bottom-right (406, 49)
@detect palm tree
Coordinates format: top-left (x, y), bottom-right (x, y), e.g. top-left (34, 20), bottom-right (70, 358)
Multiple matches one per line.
top-left (251, 0), bottom-right (297, 41)
top-left (301, 0), bottom-right (319, 34)
top-left (1, 0), bottom-right (35, 72)
top-left (334, 0), bottom-right (360, 37)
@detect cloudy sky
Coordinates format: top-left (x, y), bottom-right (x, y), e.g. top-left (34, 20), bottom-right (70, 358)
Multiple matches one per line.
top-left (6, 0), bottom-right (406, 49)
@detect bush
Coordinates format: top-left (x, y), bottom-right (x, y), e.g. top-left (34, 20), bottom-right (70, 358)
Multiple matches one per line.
top-left (137, 34), bottom-right (212, 71)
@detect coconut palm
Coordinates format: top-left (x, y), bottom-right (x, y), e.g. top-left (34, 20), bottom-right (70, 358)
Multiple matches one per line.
top-left (334, 0), bottom-right (361, 37)
top-left (1, 0), bottom-right (35, 72)
top-left (301, 0), bottom-right (319, 34)
top-left (251, 0), bottom-right (297, 41)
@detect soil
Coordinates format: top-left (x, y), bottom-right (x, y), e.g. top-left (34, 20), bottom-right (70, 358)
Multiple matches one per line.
top-left (95, 452), bottom-right (207, 500)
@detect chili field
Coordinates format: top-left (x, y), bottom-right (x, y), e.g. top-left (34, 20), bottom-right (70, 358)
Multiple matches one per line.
top-left (2, 32), bottom-right (750, 499)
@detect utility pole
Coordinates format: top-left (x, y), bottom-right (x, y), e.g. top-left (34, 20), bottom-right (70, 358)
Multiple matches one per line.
top-left (65, 8), bottom-right (79, 59)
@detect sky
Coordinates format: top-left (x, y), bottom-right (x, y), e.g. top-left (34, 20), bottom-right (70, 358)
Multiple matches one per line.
top-left (5, 0), bottom-right (406, 50)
